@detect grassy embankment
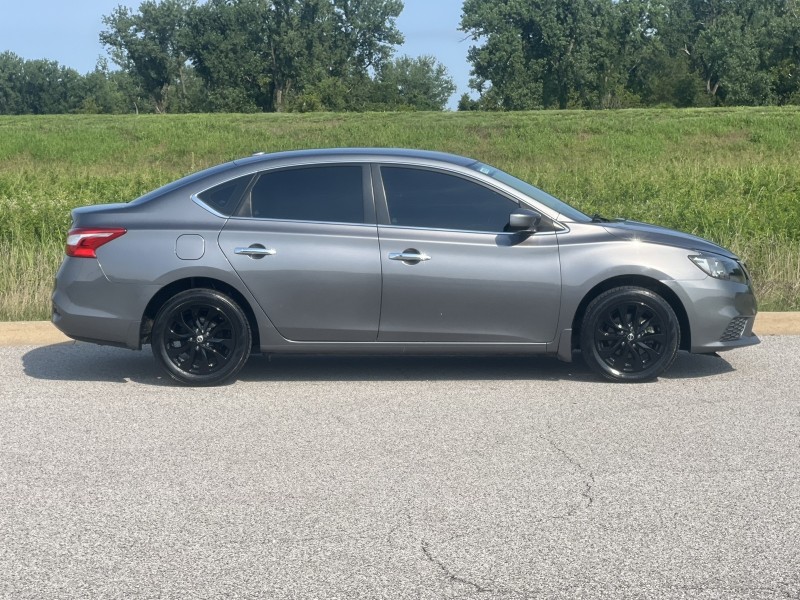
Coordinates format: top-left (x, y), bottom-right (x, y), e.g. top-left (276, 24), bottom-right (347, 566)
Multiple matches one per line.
top-left (1, 107), bottom-right (799, 321)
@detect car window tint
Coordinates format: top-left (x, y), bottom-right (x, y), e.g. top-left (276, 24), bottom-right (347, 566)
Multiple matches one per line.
top-left (196, 177), bottom-right (249, 216)
top-left (381, 167), bottom-right (519, 232)
top-left (249, 165), bottom-right (363, 224)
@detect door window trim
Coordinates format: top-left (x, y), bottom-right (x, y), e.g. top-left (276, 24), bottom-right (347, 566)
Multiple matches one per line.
top-left (194, 162), bottom-right (376, 226)
top-left (235, 163), bottom-right (376, 226)
top-left (372, 163), bottom-right (561, 235)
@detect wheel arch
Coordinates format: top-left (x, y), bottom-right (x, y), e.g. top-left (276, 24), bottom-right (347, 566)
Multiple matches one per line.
top-left (571, 275), bottom-right (691, 352)
top-left (140, 277), bottom-right (261, 349)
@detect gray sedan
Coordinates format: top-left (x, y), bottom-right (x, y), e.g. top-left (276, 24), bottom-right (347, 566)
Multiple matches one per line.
top-left (52, 148), bottom-right (759, 385)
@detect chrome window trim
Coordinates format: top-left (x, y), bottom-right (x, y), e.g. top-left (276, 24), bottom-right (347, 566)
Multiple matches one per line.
top-left (224, 215), bottom-right (379, 229)
top-left (192, 158), bottom-right (372, 198)
top-left (193, 160), bottom-right (372, 225)
top-left (374, 162), bottom-right (568, 235)
top-left (373, 159), bottom-right (565, 223)
top-left (189, 156), bottom-right (570, 231)
top-left (377, 223), bottom-right (562, 236)
top-left (191, 194), bottom-right (229, 218)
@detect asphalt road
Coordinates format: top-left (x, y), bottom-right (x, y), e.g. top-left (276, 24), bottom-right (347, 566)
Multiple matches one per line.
top-left (1, 338), bottom-right (799, 599)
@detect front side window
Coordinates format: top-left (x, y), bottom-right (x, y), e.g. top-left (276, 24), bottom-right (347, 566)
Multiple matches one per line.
top-left (248, 165), bottom-right (364, 224)
top-left (381, 167), bottom-right (519, 233)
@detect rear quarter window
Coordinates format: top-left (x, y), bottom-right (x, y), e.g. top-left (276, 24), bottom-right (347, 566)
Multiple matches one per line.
top-left (196, 177), bottom-right (251, 216)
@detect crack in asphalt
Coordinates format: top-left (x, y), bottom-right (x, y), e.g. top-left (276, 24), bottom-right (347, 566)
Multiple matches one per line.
top-left (384, 504), bottom-right (506, 596)
top-left (420, 539), bottom-right (493, 595)
top-left (385, 505), bottom-right (413, 545)
top-left (389, 433), bottom-right (601, 598)
top-left (540, 434), bottom-right (595, 516)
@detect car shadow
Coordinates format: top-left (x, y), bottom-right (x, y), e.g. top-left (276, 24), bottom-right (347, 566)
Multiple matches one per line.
top-left (22, 342), bottom-right (164, 385)
top-left (661, 350), bottom-right (736, 379)
top-left (22, 343), bottom-right (734, 386)
top-left (239, 354), bottom-right (594, 383)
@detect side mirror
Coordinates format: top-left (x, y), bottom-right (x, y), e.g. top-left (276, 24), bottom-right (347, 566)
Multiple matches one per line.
top-left (508, 208), bottom-right (542, 233)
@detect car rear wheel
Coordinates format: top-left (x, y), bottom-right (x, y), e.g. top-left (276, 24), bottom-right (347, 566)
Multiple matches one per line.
top-left (580, 286), bottom-right (679, 382)
top-left (151, 289), bottom-right (251, 386)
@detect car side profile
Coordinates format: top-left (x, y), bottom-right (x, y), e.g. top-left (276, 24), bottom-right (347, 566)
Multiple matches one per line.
top-left (52, 148), bottom-right (759, 385)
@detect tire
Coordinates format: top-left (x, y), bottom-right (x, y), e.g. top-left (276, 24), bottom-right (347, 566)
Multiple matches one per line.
top-left (151, 289), bottom-right (252, 386)
top-left (580, 286), bottom-right (680, 382)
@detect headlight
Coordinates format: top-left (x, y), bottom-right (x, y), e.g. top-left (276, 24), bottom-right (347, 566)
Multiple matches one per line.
top-left (689, 254), bottom-right (748, 284)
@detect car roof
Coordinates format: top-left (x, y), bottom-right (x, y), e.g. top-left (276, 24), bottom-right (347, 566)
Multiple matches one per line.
top-left (232, 147), bottom-right (478, 168)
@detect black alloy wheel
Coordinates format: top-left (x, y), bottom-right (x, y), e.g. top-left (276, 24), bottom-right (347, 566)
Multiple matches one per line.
top-left (580, 286), bottom-right (679, 382)
top-left (151, 289), bottom-right (252, 386)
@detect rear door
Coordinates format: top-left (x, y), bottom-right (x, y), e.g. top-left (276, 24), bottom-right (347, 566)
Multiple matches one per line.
top-left (218, 163), bottom-right (381, 342)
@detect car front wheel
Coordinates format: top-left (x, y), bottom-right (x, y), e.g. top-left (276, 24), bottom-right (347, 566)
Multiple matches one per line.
top-left (151, 289), bottom-right (252, 386)
top-left (580, 286), bottom-right (680, 382)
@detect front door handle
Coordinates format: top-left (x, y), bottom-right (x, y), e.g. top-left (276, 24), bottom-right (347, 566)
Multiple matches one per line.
top-left (388, 249), bottom-right (431, 263)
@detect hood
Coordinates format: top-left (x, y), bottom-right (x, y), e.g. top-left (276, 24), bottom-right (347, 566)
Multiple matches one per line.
top-left (602, 220), bottom-right (738, 259)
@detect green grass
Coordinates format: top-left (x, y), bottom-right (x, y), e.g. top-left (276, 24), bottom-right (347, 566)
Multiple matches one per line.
top-left (1, 107), bottom-right (799, 320)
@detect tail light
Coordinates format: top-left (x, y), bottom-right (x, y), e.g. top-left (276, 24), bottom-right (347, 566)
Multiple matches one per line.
top-left (65, 228), bottom-right (127, 258)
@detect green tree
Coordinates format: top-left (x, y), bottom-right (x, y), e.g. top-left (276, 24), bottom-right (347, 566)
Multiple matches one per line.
top-left (456, 92), bottom-right (480, 111)
top-left (460, 0), bottom-right (616, 109)
top-left (0, 53), bottom-right (85, 114)
top-left (760, 0), bottom-right (800, 104)
top-left (182, 0), bottom-right (271, 111)
top-left (183, 0), bottom-right (404, 112)
top-left (685, 0), bottom-right (771, 103)
top-left (460, 0), bottom-right (545, 109)
top-left (77, 59), bottom-right (135, 114)
top-left (0, 52), bottom-right (25, 114)
top-left (330, 0), bottom-right (404, 73)
top-left (590, 0), bottom-right (658, 108)
top-left (621, 1), bottom-right (691, 107)
top-left (24, 60), bottom-right (84, 114)
top-left (373, 55), bottom-right (455, 110)
top-left (459, 0), bottom-right (800, 110)
top-left (645, 0), bottom-right (791, 105)
top-left (266, 0), bottom-right (339, 111)
top-left (100, 0), bottom-right (195, 113)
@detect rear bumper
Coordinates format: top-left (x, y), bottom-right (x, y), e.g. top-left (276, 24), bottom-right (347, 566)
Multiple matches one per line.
top-left (51, 257), bottom-right (159, 350)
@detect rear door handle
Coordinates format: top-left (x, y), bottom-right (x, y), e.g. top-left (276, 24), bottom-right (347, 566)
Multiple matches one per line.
top-left (388, 250), bottom-right (431, 263)
top-left (235, 246), bottom-right (276, 258)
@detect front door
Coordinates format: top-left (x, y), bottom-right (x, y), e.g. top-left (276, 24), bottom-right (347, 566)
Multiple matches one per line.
top-left (375, 166), bottom-right (561, 343)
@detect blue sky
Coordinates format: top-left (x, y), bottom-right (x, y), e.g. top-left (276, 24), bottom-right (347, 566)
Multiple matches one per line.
top-left (0, 0), bottom-right (473, 109)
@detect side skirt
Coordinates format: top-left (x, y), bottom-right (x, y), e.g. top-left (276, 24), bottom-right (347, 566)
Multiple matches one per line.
top-left (257, 341), bottom-right (551, 356)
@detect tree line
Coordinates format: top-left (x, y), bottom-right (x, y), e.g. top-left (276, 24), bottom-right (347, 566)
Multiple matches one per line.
top-left (460, 0), bottom-right (800, 110)
top-left (1, 0), bottom-right (799, 115)
top-left (1, 0), bottom-right (455, 114)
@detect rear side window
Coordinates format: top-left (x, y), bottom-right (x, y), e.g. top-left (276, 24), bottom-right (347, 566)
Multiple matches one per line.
top-left (381, 167), bottom-right (519, 232)
top-left (248, 165), bottom-right (364, 224)
top-left (196, 176), bottom-right (251, 216)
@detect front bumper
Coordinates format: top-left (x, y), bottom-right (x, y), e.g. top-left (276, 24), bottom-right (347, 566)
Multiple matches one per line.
top-left (664, 277), bottom-right (760, 354)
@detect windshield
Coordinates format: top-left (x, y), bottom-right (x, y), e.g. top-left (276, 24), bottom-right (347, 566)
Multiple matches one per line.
top-left (468, 162), bottom-right (591, 223)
